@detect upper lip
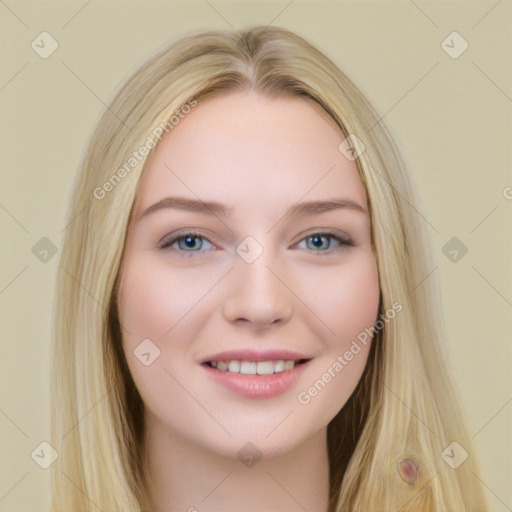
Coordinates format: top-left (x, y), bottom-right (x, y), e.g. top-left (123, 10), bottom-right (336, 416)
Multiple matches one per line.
top-left (201, 349), bottom-right (314, 364)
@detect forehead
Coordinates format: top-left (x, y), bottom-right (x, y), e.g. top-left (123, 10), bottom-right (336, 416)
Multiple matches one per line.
top-left (134, 90), bottom-right (367, 215)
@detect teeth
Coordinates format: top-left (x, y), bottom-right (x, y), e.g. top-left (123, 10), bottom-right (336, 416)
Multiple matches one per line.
top-left (210, 359), bottom-right (299, 375)
top-left (240, 361), bottom-right (257, 374)
top-left (274, 360), bottom-right (285, 373)
top-left (284, 360), bottom-right (294, 370)
top-left (256, 361), bottom-right (274, 375)
top-left (228, 360), bottom-right (240, 373)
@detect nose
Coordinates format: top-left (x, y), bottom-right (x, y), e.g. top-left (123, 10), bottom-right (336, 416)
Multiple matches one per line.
top-left (222, 254), bottom-right (294, 330)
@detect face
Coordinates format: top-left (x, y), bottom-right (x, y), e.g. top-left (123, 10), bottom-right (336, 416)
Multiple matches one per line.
top-left (117, 90), bottom-right (380, 459)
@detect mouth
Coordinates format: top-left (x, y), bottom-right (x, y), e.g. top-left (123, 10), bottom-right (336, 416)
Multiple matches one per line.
top-left (203, 358), bottom-right (311, 375)
top-left (200, 351), bottom-right (313, 399)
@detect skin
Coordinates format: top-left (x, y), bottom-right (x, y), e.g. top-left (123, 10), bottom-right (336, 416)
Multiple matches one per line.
top-left (117, 90), bottom-right (380, 511)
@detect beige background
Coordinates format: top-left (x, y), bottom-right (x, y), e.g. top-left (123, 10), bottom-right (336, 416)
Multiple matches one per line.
top-left (1, 1), bottom-right (511, 510)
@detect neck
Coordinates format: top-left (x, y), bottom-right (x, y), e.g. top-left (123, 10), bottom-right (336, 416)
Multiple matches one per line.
top-left (143, 411), bottom-right (330, 512)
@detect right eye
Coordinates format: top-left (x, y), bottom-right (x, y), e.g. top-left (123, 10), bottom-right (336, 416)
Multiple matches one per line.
top-left (160, 232), bottom-right (215, 255)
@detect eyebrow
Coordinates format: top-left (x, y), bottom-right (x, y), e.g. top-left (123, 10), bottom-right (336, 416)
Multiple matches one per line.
top-left (138, 196), bottom-right (367, 221)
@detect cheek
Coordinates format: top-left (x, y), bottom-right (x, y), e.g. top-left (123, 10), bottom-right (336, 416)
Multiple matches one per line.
top-left (295, 252), bottom-right (380, 422)
top-left (336, 253), bottom-right (380, 336)
top-left (117, 253), bottom-right (216, 341)
top-left (327, 252), bottom-right (380, 375)
top-left (307, 251), bottom-right (380, 343)
top-left (116, 254), bottom-right (216, 423)
top-left (116, 254), bottom-right (211, 393)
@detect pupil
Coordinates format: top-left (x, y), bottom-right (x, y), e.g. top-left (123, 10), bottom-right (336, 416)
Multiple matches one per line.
top-left (185, 236), bottom-right (198, 249)
top-left (312, 236), bottom-right (325, 248)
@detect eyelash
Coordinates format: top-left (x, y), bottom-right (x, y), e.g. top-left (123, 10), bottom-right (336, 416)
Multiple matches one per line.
top-left (159, 230), bottom-right (354, 256)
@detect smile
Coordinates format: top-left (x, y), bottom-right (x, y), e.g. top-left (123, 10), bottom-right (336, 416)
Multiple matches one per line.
top-left (206, 359), bottom-right (309, 375)
top-left (202, 357), bottom-right (312, 399)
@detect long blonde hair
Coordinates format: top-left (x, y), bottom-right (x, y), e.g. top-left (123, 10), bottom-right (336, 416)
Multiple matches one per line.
top-left (50, 26), bottom-right (487, 511)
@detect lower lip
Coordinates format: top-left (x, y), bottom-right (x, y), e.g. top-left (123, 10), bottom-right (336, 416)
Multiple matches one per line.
top-left (202, 362), bottom-right (310, 399)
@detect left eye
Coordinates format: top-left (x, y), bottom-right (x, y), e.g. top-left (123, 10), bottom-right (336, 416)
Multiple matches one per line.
top-left (296, 233), bottom-right (349, 251)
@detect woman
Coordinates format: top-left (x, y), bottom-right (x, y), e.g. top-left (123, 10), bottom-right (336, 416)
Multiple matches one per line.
top-left (50, 26), bottom-right (487, 511)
